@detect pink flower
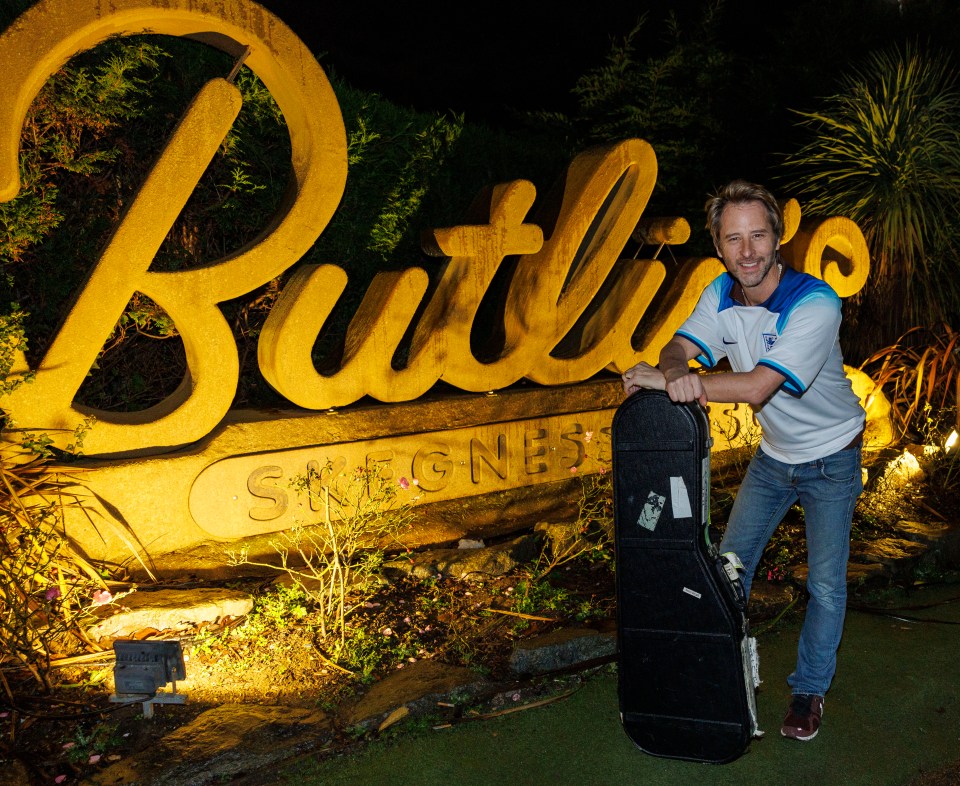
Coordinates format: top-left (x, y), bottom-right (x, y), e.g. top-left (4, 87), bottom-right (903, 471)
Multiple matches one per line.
top-left (91, 589), bottom-right (113, 606)
top-left (55, 776), bottom-right (67, 784)
top-left (569, 466), bottom-right (578, 474)
top-left (88, 754), bottom-right (101, 764)
top-left (397, 477), bottom-right (410, 490)
top-left (46, 586), bottom-right (61, 601)
top-left (598, 466), bottom-right (607, 475)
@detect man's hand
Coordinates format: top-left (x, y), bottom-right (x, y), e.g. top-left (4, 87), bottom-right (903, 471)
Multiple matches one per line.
top-left (656, 336), bottom-right (707, 405)
top-left (663, 367), bottom-right (708, 406)
top-left (621, 362), bottom-right (665, 395)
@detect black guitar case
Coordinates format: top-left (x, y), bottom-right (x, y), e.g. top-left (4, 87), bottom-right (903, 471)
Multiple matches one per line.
top-left (612, 389), bottom-right (760, 763)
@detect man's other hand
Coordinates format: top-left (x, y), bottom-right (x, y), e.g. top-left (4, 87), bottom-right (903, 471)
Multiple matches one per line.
top-left (622, 362), bottom-right (666, 395)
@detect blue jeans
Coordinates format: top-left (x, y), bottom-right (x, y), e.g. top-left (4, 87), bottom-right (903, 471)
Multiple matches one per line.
top-left (719, 444), bottom-right (863, 696)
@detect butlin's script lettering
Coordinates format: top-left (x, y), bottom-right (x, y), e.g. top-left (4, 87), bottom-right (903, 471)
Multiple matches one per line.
top-left (0, 0), bottom-right (870, 459)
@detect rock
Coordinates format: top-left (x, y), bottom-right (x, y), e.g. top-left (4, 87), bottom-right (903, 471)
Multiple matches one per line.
top-left (894, 519), bottom-right (952, 544)
top-left (87, 588), bottom-right (254, 640)
top-left (847, 366), bottom-right (894, 450)
top-left (876, 450), bottom-right (926, 488)
top-left (89, 704), bottom-right (330, 786)
top-left (791, 560), bottom-right (888, 586)
top-left (844, 562), bottom-right (889, 584)
top-left (893, 520), bottom-right (960, 573)
top-left (845, 537), bottom-right (933, 581)
top-left (535, 517), bottom-right (613, 556)
top-left (341, 659), bottom-right (488, 729)
top-left (748, 581), bottom-right (797, 617)
top-left (534, 520), bottom-right (580, 559)
top-left (273, 570), bottom-right (382, 595)
top-left (382, 534), bottom-right (541, 582)
top-left (851, 537), bottom-right (929, 567)
top-left (508, 626), bottom-right (616, 677)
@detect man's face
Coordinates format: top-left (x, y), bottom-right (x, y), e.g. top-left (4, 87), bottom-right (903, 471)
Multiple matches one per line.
top-left (715, 201), bottom-right (780, 294)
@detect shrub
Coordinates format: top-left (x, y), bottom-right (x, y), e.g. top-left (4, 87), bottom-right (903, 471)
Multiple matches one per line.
top-left (782, 44), bottom-right (960, 359)
top-left (0, 449), bottom-right (109, 688)
top-left (230, 461), bottom-right (415, 655)
top-left (859, 323), bottom-right (960, 441)
top-left (525, 0), bottom-right (733, 226)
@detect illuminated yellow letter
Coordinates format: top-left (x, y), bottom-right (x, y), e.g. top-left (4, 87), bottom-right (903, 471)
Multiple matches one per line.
top-left (0, 0), bottom-right (347, 455)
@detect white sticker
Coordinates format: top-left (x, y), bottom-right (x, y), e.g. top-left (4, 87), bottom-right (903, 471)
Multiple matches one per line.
top-left (683, 587), bottom-right (702, 599)
top-left (670, 476), bottom-right (692, 519)
top-left (637, 491), bottom-right (666, 531)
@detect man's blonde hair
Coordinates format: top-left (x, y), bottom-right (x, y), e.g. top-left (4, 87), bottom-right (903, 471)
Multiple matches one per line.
top-left (705, 180), bottom-right (783, 247)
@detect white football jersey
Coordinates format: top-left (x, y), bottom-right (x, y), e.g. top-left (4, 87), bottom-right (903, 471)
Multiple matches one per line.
top-left (676, 266), bottom-right (865, 463)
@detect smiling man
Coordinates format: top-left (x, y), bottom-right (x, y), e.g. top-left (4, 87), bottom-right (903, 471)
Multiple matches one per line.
top-left (621, 180), bottom-right (865, 742)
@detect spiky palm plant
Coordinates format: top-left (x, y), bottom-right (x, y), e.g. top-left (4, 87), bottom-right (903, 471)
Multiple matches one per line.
top-left (783, 45), bottom-right (960, 360)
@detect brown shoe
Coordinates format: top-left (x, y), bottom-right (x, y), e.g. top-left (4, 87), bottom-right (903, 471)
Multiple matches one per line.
top-left (781, 694), bottom-right (824, 741)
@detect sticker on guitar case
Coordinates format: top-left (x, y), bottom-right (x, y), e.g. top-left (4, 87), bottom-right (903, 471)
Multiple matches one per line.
top-left (637, 491), bottom-right (666, 531)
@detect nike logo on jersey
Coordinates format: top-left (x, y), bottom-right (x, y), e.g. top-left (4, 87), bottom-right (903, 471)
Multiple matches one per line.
top-left (722, 337), bottom-right (737, 345)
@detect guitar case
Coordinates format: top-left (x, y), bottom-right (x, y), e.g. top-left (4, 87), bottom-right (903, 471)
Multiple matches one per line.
top-left (612, 389), bottom-right (760, 763)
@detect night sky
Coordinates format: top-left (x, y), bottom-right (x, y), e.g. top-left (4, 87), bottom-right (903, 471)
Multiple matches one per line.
top-left (251, 0), bottom-right (960, 189)
top-left (254, 2), bottom-right (957, 130)
top-left (255, 2), bottom-right (690, 121)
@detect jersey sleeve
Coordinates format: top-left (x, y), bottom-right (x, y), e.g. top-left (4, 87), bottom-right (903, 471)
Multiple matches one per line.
top-left (675, 276), bottom-right (726, 369)
top-left (757, 291), bottom-right (841, 395)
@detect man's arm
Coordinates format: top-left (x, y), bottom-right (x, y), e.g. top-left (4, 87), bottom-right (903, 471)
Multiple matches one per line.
top-left (700, 365), bottom-right (786, 407)
top-left (622, 335), bottom-right (785, 407)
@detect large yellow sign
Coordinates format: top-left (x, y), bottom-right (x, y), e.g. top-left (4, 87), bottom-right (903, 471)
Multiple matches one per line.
top-left (0, 0), bottom-right (347, 456)
top-left (0, 0), bottom-right (870, 460)
top-left (0, 1), bottom-right (879, 569)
